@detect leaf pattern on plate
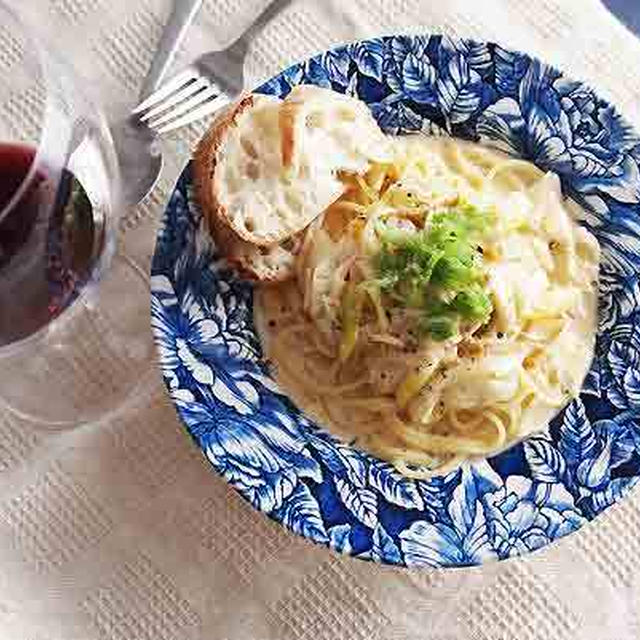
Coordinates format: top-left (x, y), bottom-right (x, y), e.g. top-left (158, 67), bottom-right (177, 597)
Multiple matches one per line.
top-left (275, 483), bottom-right (328, 543)
top-left (436, 52), bottom-right (484, 126)
top-left (524, 437), bottom-right (567, 484)
top-left (368, 461), bottom-right (424, 511)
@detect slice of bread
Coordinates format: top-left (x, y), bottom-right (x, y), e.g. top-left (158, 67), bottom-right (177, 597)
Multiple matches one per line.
top-left (279, 85), bottom-right (393, 174)
top-left (195, 87), bottom-right (391, 250)
top-left (197, 92), bottom-right (344, 247)
top-left (194, 86), bottom-right (391, 280)
top-left (194, 97), bottom-right (303, 282)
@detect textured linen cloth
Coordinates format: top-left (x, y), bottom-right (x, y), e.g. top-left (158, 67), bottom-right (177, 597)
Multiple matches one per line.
top-left (2, 1), bottom-right (640, 638)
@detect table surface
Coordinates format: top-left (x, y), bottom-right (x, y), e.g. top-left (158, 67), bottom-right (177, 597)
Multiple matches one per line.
top-left (2, 1), bottom-right (640, 639)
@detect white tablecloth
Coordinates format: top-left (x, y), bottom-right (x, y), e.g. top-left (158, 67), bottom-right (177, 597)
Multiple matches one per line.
top-left (2, 1), bottom-right (640, 638)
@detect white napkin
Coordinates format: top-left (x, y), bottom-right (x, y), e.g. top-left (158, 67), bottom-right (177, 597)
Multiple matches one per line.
top-left (1, 1), bottom-right (640, 638)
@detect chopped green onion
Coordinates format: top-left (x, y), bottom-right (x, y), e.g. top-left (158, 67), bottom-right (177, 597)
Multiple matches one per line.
top-left (372, 201), bottom-right (494, 341)
top-left (418, 315), bottom-right (458, 341)
top-left (451, 285), bottom-right (493, 323)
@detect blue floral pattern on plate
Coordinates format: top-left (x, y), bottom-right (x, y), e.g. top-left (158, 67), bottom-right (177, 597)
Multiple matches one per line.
top-left (151, 35), bottom-right (640, 568)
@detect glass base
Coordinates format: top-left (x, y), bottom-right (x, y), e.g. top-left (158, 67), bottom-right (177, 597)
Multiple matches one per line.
top-left (0, 252), bottom-right (155, 426)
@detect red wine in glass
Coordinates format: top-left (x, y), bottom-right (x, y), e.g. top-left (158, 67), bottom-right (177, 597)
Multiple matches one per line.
top-left (0, 144), bottom-right (42, 266)
top-left (0, 142), bottom-right (95, 346)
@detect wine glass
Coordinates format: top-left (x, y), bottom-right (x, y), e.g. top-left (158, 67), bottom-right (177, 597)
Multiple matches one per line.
top-left (0, 2), bottom-right (154, 424)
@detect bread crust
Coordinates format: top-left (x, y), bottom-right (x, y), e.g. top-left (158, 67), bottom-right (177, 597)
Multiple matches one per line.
top-left (193, 94), bottom-right (254, 245)
top-left (193, 95), bottom-right (299, 282)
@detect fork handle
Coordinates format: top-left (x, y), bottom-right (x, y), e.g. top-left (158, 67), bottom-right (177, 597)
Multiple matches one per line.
top-left (237, 0), bottom-right (294, 47)
top-left (140, 0), bottom-right (204, 100)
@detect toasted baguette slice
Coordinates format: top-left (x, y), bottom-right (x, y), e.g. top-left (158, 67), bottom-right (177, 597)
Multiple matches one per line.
top-left (197, 87), bottom-right (391, 248)
top-left (194, 100), bottom-right (303, 282)
top-left (279, 85), bottom-right (393, 174)
top-left (198, 92), bottom-right (344, 246)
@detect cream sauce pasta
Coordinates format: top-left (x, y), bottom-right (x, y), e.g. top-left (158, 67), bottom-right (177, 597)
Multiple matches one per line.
top-left (256, 136), bottom-right (600, 478)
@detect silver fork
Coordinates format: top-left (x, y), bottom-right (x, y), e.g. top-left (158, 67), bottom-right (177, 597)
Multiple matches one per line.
top-left (133, 0), bottom-right (293, 135)
top-left (114, 0), bottom-right (204, 206)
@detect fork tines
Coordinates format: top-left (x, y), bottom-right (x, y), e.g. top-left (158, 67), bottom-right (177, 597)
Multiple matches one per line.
top-left (133, 69), bottom-right (230, 134)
